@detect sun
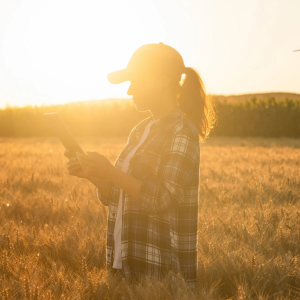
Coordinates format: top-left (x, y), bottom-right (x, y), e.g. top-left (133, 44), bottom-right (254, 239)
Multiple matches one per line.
top-left (1, 0), bottom-right (167, 106)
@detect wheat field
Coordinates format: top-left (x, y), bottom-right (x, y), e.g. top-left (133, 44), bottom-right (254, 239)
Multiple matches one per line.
top-left (1, 137), bottom-right (300, 299)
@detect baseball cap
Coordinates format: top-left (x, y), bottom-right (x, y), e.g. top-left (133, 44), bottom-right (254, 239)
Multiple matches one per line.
top-left (107, 43), bottom-right (186, 84)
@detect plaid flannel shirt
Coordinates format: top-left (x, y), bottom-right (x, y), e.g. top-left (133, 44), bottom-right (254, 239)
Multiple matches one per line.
top-left (97, 107), bottom-right (200, 285)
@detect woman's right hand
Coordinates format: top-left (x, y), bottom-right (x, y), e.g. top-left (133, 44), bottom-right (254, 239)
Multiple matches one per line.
top-left (64, 150), bottom-right (90, 179)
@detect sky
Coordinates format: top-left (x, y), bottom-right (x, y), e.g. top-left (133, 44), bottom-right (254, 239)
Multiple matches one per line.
top-left (0, 0), bottom-right (299, 107)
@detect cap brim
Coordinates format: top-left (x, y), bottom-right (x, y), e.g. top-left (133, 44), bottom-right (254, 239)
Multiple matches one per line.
top-left (107, 69), bottom-right (130, 84)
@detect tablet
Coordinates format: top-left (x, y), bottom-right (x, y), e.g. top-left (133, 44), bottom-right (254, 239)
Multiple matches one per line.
top-left (43, 112), bottom-right (84, 157)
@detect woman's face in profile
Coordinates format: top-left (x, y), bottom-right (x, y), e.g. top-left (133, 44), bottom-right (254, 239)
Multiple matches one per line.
top-left (127, 74), bottom-right (169, 112)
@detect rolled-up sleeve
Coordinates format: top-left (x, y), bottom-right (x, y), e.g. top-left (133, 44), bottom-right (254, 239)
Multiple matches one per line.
top-left (96, 182), bottom-right (115, 207)
top-left (138, 127), bottom-right (200, 213)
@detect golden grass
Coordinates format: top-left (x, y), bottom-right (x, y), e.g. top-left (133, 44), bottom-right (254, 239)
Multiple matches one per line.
top-left (1, 137), bottom-right (300, 299)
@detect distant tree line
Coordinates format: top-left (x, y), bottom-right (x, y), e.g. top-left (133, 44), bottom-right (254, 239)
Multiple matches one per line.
top-left (0, 97), bottom-right (300, 138)
top-left (213, 98), bottom-right (300, 137)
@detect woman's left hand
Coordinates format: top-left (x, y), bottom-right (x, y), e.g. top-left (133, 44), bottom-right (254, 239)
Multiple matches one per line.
top-left (76, 151), bottom-right (115, 179)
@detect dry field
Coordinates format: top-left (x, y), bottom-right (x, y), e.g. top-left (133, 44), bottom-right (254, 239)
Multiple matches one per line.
top-left (1, 137), bottom-right (300, 299)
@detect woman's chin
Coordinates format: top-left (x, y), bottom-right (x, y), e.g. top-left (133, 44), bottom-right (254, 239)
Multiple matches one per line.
top-left (133, 102), bottom-right (149, 112)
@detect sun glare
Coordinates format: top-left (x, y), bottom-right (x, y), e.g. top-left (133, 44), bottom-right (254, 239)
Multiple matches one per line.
top-left (0, 0), bottom-right (299, 107)
top-left (1, 0), bottom-right (167, 107)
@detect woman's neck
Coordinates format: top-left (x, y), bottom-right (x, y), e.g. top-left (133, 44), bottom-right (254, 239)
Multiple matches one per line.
top-left (150, 97), bottom-right (178, 121)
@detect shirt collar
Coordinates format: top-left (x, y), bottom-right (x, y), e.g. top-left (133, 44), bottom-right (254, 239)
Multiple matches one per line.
top-left (146, 107), bottom-right (184, 130)
top-left (133, 107), bottom-right (184, 142)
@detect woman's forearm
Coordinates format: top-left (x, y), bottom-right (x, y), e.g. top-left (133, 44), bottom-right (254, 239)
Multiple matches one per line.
top-left (88, 176), bottom-right (112, 199)
top-left (86, 167), bottom-right (142, 200)
top-left (107, 167), bottom-right (142, 200)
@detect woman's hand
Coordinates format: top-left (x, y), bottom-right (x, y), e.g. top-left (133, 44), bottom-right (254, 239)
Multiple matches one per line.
top-left (76, 151), bottom-right (115, 179)
top-left (64, 150), bottom-right (90, 179)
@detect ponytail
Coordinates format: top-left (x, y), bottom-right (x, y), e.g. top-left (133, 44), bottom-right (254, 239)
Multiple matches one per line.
top-left (176, 67), bottom-right (216, 140)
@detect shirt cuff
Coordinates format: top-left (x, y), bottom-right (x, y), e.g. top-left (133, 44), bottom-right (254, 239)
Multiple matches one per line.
top-left (96, 188), bottom-right (110, 206)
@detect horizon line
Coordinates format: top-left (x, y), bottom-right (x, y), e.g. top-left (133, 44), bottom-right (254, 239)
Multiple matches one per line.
top-left (1, 91), bottom-right (300, 109)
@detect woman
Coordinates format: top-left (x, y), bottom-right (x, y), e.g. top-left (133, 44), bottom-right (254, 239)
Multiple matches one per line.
top-left (65, 43), bottom-right (215, 286)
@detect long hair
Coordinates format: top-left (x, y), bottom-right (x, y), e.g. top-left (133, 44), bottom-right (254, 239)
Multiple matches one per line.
top-left (170, 67), bottom-right (216, 140)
